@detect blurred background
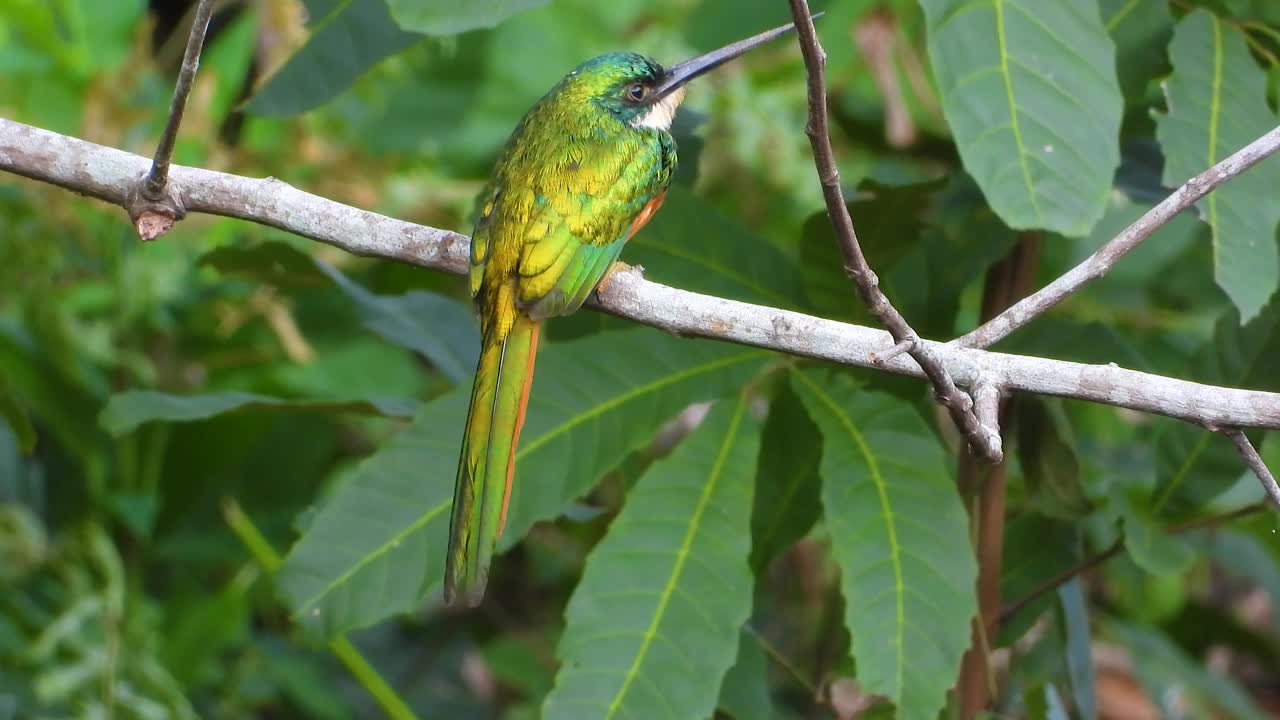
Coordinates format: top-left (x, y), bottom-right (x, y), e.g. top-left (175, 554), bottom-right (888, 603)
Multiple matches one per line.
top-left (2, 0), bottom-right (1280, 718)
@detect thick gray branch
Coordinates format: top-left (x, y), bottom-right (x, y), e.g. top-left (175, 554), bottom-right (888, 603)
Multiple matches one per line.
top-left (4, 116), bottom-right (1280, 432)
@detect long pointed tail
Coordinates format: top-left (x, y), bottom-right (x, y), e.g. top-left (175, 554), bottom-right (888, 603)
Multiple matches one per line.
top-left (444, 314), bottom-right (540, 606)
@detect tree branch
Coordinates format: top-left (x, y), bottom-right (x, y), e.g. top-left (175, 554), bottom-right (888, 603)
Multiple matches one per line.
top-left (954, 124), bottom-right (1280, 350)
top-left (784, 0), bottom-right (1003, 464)
top-left (133, 0), bottom-right (217, 241)
top-left (5, 116), bottom-right (1280, 433)
top-left (1221, 429), bottom-right (1280, 508)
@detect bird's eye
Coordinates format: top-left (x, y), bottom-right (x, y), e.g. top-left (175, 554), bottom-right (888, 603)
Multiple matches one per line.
top-left (626, 83), bottom-right (648, 102)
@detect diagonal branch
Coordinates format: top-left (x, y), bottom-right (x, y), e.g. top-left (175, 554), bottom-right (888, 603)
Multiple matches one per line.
top-left (954, 124), bottom-right (1280, 350)
top-left (133, 0), bottom-right (217, 241)
top-left (1221, 429), bottom-right (1280, 508)
top-left (785, 0), bottom-right (1003, 463)
top-left (4, 117), bottom-right (1280, 436)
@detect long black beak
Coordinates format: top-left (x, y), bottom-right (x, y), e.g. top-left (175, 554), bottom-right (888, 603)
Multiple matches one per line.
top-left (651, 14), bottom-right (821, 100)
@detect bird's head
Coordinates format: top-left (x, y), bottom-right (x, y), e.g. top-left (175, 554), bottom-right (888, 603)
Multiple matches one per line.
top-left (560, 18), bottom-right (812, 132)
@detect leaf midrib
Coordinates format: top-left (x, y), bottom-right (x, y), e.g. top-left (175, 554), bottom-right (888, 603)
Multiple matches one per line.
top-left (795, 372), bottom-right (905, 695)
top-left (603, 397), bottom-right (747, 719)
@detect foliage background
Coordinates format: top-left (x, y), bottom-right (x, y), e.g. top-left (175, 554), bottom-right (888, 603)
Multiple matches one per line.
top-left (2, 0), bottom-right (1280, 718)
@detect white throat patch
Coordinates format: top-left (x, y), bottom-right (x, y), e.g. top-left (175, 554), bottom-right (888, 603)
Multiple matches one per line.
top-left (630, 87), bottom-right (686, 131)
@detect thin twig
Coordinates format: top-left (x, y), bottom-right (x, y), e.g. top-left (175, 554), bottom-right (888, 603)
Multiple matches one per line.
top-left (130, 0), bottom-right (216, 241)
top-left (146, 0), bottom-right (215, 196)
top-left (6, 118), bottom-right (1280, 431)
top-left (785, 0), bottom-right (1002, 463)
top-left (999, 503), bottom-right (1268, 623)
top-left (1222, 429), bottom-right (1280, 507)
top-left (954, 124), bottom-right (1280, 350)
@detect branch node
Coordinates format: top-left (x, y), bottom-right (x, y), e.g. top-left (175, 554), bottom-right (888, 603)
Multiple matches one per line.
top-left (870, 338), bottom-right (914, 364)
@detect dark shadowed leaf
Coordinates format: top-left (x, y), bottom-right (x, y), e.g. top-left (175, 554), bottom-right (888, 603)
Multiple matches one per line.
top-left (198, 241), bottom-right (331, 289)
top-left (999, 515), bottom-right (1081, 645)
top-left (99, 390), bottom-right (415, 435)
top-left (632, 187), bottom-right (809, 309)
top-left (316, 261), bottom-right (479, 384)
top-left (542, 397), bottom-right (758, 720)
top-left (1099, 0), bottom-right (1173, 99)
top-left (246, 0), bottom-right (423, 116)
top-left (1015, 396), bottom-right (1093, 519)
top-left (386, 0), bottom-right (549, 35)
top-left (793, 370), bottom-right (976, 720)
top-left (799, 179), bottom-right (943, 319)
top-left (278, 330), bottom-right (766, 635)
top-left (750, 379), bottom-right (822, 572)
top-left (1155, 10), bottom-right (1280, 320)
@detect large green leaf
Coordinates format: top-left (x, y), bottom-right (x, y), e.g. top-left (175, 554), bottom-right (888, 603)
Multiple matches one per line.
top-left (919, 0), bottom-right (1122, 235)
top-left (386, 0), bottom-right (548, 35)
top-left (246, 0), bottom-right (423, 116)
top-left (99, 390), bottom-right (415, 436)
top-left (750, 380), bottom-right (822, 572)
top-left (1057, 579), bottom-right (1096, 720)
top-left (1155, 10), bottom-right (1280, 320)
top-left (542, 397), bottom-right (758, 720)
top-left (792, 370), bottom-right (976, 720)
top-left (0, 380), bottom-right (34, 454)
top-left (278, 329), bottom-right (767, 635)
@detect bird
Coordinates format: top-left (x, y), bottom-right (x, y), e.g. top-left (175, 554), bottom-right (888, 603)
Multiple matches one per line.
top-left (444, 19), bottom-right (806, 607)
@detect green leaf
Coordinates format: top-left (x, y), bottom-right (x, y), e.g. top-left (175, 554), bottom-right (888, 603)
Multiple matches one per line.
top-left (1114, 493), bottom-right (1194, 576)
top-left (278, 329), bottom-right (766, 635)
top-left (1151, 301), bottom-right (1280, 514)
top-left (919, 0), bottom-right (1122, 235)
top-left (792, 370), bottom-right (976, 720)
top-left (750, 379), bottom-right (822, 572)
top-left (631, 187), bottom-right (809, 309)
top-left (1155, 10), bottom-right (1280, 320)
top-left (716, 628), bottom-right (773, 720)
top-left (0, 381), bottom-right (34, 454)
top-left (1014, 397), bottom-right (1093, 519)
top-left (1057, 579), bottom-right (1096, 720)
top-left (99, 391), bottom-right (415, 436)
top-left (999, 515), bottom-right (1081, 645)
top-left (316, 261), bottom-right (479, 384)
top-left (386, 0), bottom-right (548, 35)
top-left (799, 179), bottom-right (942, 318)
top-left (542, 397), bottom-right (759, 720)
top-left (1100, 0), bottom-right (1173, 99)
top-left (198, 241), bottom-right (331, 289)
top-left (1109, 621), bottom-right (1269, 720)
top-left (246, 0), bottom-right (423, 116)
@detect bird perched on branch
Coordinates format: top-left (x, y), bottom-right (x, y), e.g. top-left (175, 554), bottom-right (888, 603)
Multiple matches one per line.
top-left (445, 20), bottom-right (807, 607)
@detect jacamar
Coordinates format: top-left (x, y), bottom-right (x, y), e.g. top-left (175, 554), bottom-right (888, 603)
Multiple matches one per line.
top-left (445, 20), bottom-right (805, 606)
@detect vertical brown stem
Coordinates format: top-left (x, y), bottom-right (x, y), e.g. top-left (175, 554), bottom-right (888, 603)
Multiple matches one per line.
top-left (954, 233), bottom-right (1041, 718)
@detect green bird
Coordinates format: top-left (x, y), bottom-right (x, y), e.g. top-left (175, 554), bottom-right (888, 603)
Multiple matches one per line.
top-left (445, 20), bottom-right (804, 607)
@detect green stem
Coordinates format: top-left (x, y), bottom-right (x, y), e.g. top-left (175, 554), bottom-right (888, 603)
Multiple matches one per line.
top-left (221, 498), bottom-right (420, 720)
